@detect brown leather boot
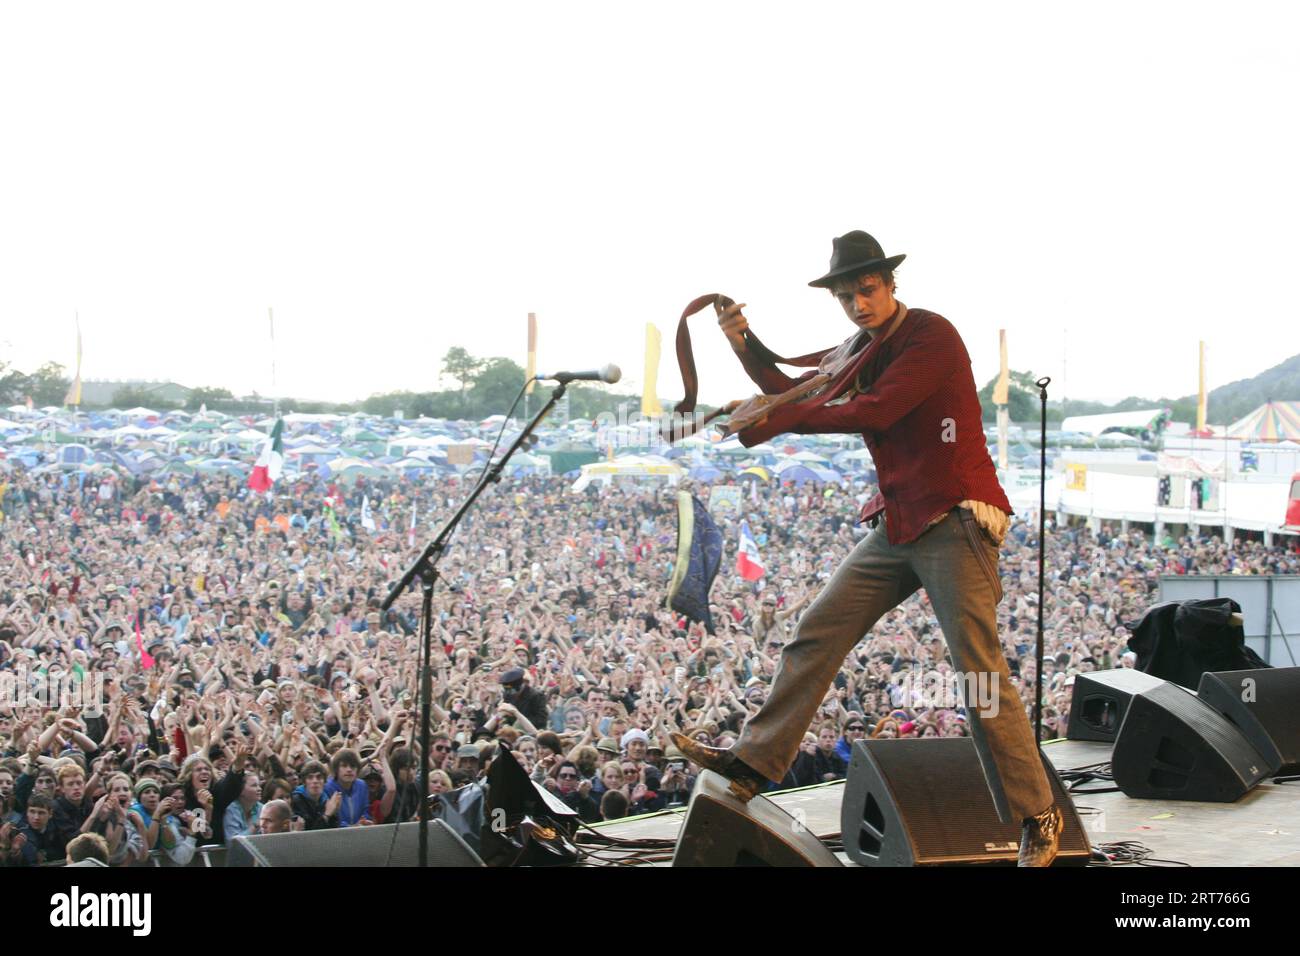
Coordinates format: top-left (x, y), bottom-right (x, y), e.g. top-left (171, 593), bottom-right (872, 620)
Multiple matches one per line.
top-left (669, 732), bottom-right (769, 802)
top-left (1017, 804), bottom-right (1062, 867)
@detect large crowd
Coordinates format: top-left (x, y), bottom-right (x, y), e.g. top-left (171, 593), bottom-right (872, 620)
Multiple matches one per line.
top-left (1, 461), bottom-right (1297, 865)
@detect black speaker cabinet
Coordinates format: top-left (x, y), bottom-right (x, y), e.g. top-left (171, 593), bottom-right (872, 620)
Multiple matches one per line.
top-left (1067, 668), bottom-right (1168, 742)
top-left (840, 738), bottom-right (1090, 866)
top-left (1111, 681), bottom-right (1270, 802)
top-left (1197, 667), bottom-right (1300, 776)
top-left (227, 820), bottom-right (484, 867)
top-left (672, 770), bottom-right (843, 867)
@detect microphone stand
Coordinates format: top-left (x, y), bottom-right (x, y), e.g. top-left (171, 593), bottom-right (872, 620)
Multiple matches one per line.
top-left (1034, 376), bottom-right (1051, 744)
top-left (380, 381), bottom-right (568, 867)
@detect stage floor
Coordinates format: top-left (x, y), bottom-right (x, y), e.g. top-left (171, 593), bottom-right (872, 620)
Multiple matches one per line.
top-left (584, 739), bottom-right (1300, 866)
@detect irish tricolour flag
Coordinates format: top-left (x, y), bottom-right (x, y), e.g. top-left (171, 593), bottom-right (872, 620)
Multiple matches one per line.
top-left (736, 520), bottom-right (766, 581)
top-left (247, 419), bottom-right (284, 493)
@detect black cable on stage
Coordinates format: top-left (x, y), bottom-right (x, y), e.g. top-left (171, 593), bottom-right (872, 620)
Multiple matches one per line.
top-left (1057, 761), bottom-right (1120, 794)
top-left (572, 817), bottom-right (845, 866)
top-left (1091, 840), bottom-right (1189, 867)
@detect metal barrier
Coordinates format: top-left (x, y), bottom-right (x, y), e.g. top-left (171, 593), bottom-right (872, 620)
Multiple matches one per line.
top-left (41, 845), bottom-right (228, 868)
top-left (150, 845), bottom-right (227, 867)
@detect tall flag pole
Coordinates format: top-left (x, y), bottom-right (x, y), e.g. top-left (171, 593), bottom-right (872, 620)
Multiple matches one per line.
top-left (408, 501), bottom-right (417, 548)
top-left (993, 329), bottom-right (1009, 470)
top-left (642, 322), bottom-right (663, 417)
top-left (63, 313), bottom-right (83, 409)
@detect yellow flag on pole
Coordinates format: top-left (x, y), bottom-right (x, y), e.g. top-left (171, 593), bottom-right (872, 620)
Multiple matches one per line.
top-left (642, 323), bottom-right (663, 416)
top-left (526, 312), bottom-right (538, 395)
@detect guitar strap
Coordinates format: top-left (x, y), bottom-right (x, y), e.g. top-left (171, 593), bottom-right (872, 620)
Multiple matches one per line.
top-left (666, 293), bottom-right (881, 443)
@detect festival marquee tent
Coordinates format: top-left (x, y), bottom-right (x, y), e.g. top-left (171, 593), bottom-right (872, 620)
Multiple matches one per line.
top-left (570, 455), bottom-right (683, 491)
top-left (1227, 401), bottom-right (1300, 443)
top-left (1060, 409), bottom-right (1169, 437)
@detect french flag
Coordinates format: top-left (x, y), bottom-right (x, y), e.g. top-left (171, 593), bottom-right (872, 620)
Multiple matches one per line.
top-left (736, 520), bottom-right (766, 581)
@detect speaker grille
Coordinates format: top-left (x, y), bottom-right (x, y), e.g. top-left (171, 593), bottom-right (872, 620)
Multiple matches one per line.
top-left (1067, 668), bottom-right (1167, 742)
top-left (843, 738), bottom-right (1090, 866)
top-left (672, 771), bottom-right (843, 867)
top-left (1198, 668), bottom-right (1300, 775)
top-left (227, 820), bottom-right (483, 867)
top-left (1112, 683), bottom-right (1269, 802)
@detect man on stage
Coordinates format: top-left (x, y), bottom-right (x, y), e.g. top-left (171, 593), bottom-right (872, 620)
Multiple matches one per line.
top-left (670, 230), bottom-right (1062, 866)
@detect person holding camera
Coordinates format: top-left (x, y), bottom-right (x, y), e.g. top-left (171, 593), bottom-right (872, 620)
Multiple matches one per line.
top-left (656, 746), bottom-right (696, 810)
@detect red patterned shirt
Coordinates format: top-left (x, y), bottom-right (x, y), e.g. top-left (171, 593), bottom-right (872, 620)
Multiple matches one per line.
top-left (735, 304), bottom-right (1012, 545)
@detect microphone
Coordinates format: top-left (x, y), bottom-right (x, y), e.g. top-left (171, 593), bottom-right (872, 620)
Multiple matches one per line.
top-left (534, 364), bottom-right (621, 385)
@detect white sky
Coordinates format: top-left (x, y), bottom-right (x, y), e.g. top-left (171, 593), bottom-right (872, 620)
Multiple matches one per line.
top-left (2, 2), bottom-right (1297, 415)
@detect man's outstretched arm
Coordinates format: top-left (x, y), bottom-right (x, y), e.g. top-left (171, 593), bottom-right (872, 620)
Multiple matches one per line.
top-left (738, 315), bottom-right (965, 445)
top-left (718, 301), bottom-right (818, 396)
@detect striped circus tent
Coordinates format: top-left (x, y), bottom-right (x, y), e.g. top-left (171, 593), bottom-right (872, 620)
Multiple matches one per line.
top-left (1226, 401), bottom-right (1300, 442)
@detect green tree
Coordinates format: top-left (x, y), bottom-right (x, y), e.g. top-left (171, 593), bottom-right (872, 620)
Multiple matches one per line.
top-left (441, 347), bottom-right (485, 404)
top-left (186, 386), bottom-right (235, 411)
top-left (977, 369), bottom-right (1040, 423)
top-left (361, 390), bottom-right (413, 417)
top-left (0, 360), bottom-right (28, 406)
top-left (111, 385), bottom-right (177, 410)
top-left (566, 384), bottom-right (639, 420)
top-left (467, 357), bottom-right (527, 416)
top-left (27, 362), bottom-right (71, 407)
top-left (423, 391), bottom-right (465, 419)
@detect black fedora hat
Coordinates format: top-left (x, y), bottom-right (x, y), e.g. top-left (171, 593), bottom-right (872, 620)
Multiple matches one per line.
top-left (808, 230), bottom-right (906, 288)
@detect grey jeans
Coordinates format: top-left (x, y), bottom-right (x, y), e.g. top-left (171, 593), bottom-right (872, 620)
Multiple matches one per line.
top-left (733, 508), bottom-right (1053, 823)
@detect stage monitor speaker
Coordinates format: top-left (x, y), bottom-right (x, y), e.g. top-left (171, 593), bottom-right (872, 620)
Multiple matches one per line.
top-left (227, 820), bottom-right (484, 867)
top-left (1067, 668), bottom-right (1168, 742)
top-left (1111, 681), bottom-right (1269, 802)
top-left (1197, 667), bottom-right (1300, 776)
top-left (672, 770), bottom-right (843, 867)
top-left (840, 738), bottom-right (1090, 867)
